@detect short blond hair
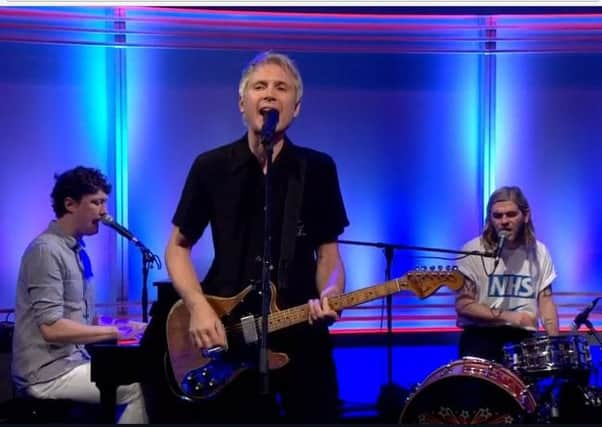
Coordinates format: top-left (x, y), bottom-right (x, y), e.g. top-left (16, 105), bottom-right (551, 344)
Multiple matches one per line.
top-left (238, 51), bottom-right (303, 103)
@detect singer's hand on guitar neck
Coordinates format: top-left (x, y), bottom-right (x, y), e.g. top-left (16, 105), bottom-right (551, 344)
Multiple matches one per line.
top-left (308, 286), bottom-right (340, 326)
top-left (188, 299), bottom-right (227, 350)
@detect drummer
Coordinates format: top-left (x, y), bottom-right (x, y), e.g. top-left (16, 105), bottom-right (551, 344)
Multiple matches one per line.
top-left (455, 185), bottom-right (560, 363)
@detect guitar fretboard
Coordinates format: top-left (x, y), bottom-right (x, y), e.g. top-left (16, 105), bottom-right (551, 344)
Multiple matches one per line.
top-left (265, 278), bottom-right (405, 333)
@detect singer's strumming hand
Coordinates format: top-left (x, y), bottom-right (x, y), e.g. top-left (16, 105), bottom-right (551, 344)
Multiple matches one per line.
top-left (188, 300), bottom-right (227, 350)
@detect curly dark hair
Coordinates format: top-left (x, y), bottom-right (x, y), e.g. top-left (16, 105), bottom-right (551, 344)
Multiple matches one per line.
top-left (50, 166), bottom-right (112, 217)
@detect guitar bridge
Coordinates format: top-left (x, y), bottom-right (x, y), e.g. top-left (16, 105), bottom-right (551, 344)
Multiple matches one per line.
top-left (201, 346), bottom-right (224, 358)
top-left (240, 315), bottom-right (259, 344)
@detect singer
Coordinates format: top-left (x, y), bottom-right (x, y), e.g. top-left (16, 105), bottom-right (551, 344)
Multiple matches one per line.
top-left (455, 186), bottom-right (559, 363)
top-left (141, 51), bottom-right (349, 423)
top-left (11, 166), bottom-right (147, 423)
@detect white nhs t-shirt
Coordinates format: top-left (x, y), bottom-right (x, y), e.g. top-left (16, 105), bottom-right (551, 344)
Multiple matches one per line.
top-left (457, 236), bottom-right (557, 331)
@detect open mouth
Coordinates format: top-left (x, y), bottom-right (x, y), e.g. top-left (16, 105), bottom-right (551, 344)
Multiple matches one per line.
top-left (259, 107), bottom-right (278, 114)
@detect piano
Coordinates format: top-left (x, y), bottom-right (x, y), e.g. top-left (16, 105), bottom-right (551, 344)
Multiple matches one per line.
top-left (89, 280), bottom-right (179, 422)
top-left (88, 341), bottom-right (143, 423)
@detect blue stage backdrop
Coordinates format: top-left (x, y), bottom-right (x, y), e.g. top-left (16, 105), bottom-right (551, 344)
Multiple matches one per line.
top-left (1, 7), bottom-right (602, 405)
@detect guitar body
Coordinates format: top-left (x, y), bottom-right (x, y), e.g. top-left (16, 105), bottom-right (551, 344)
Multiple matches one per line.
top-left (166, 284), bottom-right (289, 400)
top-left (165, 268), bottom-right (463, 401)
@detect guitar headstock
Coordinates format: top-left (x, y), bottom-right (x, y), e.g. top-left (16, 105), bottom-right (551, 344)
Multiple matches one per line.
top-left (403, 266), bottom-right (463, 299)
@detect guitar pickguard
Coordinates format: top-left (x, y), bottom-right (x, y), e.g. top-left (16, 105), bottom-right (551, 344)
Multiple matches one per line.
top-left (177, 286), bottom-right (273, 400)
top-left (181, 356), bottom-right (250, 399)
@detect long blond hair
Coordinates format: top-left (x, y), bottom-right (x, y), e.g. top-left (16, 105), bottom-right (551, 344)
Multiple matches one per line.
top-left (482, 186), bottom-right (536, 250)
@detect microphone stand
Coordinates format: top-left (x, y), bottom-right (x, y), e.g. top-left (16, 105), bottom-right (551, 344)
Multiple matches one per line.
top-left (103, 217), bottom-right (161, 323)
top-left (337, 238), bottom-right (492, 421)
top-left (259, 135), bottom-right (275, 396)
top-left (573, 297), bottom-right (602, 346)
top-left (377, 244), bottom-right (406, 423)
top-left (578, 319), bottom-right (602, 388)
top-left (572, 297), bottom-right (602, 390)
top-left (132, 240), bottom-right (161, 323)
top-left (583, 320), bottom-right (602, 346)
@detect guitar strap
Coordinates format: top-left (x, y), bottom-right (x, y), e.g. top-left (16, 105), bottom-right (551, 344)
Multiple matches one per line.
top-left (277, 149), bottom-right (306, 290)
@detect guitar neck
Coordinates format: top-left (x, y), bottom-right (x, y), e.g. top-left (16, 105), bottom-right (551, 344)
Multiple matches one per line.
top-left (267, 278), bottom-right (406, 333)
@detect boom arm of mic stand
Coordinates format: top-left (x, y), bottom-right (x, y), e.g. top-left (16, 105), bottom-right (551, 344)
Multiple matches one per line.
top-left (337, 239), bottom-right (494, 258)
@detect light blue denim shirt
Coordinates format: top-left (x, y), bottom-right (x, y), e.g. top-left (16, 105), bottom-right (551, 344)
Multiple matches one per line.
top-left (11, 220), bottom-right (93, 390)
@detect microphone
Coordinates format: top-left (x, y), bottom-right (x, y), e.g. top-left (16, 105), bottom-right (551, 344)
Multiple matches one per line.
top-left (572, 297), bottom-right (601, 331)
top-left (100, 214), bottom-right (142, 246)
top-left (493, 230), bottom-right (510, 268)
top-left (260, 109), bottom-right (279, 144)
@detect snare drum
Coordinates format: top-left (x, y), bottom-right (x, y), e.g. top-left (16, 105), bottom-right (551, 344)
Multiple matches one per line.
top-left (503, 335), bottom-right (591, 379)
top-left (399, 357), bottom-right (536, 424)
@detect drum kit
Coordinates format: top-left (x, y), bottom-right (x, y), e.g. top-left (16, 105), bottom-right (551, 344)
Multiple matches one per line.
top-left (399, 334), bottom-right (601, 424)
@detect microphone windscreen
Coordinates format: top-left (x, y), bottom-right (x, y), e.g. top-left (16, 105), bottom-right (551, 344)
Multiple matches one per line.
top-left (498, 230), bottom-right (510, 239)
top-left (262, 109), bottom-right (279, 131)
top-left (101, 214), bottom-right (115, 225)
top-left (263, 108), bottom-right (278, 122)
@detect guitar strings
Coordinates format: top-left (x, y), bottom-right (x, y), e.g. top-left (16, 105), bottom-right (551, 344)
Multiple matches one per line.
top-left (221, 305), bottom-right (310, 336)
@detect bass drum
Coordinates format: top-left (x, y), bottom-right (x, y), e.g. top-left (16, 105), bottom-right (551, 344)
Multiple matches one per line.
top-left (399, 357), bottom-right (536, 424)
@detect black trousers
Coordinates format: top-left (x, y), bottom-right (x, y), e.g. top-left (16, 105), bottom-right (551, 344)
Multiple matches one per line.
top-left (459, 325), bottom-right (534, 364)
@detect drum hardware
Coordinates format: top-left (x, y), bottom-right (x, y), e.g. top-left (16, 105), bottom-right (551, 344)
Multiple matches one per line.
top-left (441, 365), bottom-right (453, 376)
top-left (525, 376), bottom-right (563, 423)
top-left (571, 297), bottom-right (600, 332)
top-left (581, 385), bottom-right (602, 407)
top-left (555, 382), bottom-right (602, 423)
top-left (502, 333), bottom-right (602, 423)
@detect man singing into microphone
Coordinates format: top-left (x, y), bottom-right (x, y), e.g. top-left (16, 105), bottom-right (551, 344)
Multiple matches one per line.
top-left (12, 166), bottom-right (147, 423)
top-left (141, 51), bottom-right (349, 422)
top-left (455, 185), bottom-right (559, 363)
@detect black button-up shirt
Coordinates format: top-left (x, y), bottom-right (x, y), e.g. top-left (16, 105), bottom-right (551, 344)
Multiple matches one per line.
top-left (173, 134), bottom-right (349, 308)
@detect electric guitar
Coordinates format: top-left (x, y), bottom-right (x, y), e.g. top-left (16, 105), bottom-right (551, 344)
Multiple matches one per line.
top-left (165, 267), bottom-right (463, 400)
